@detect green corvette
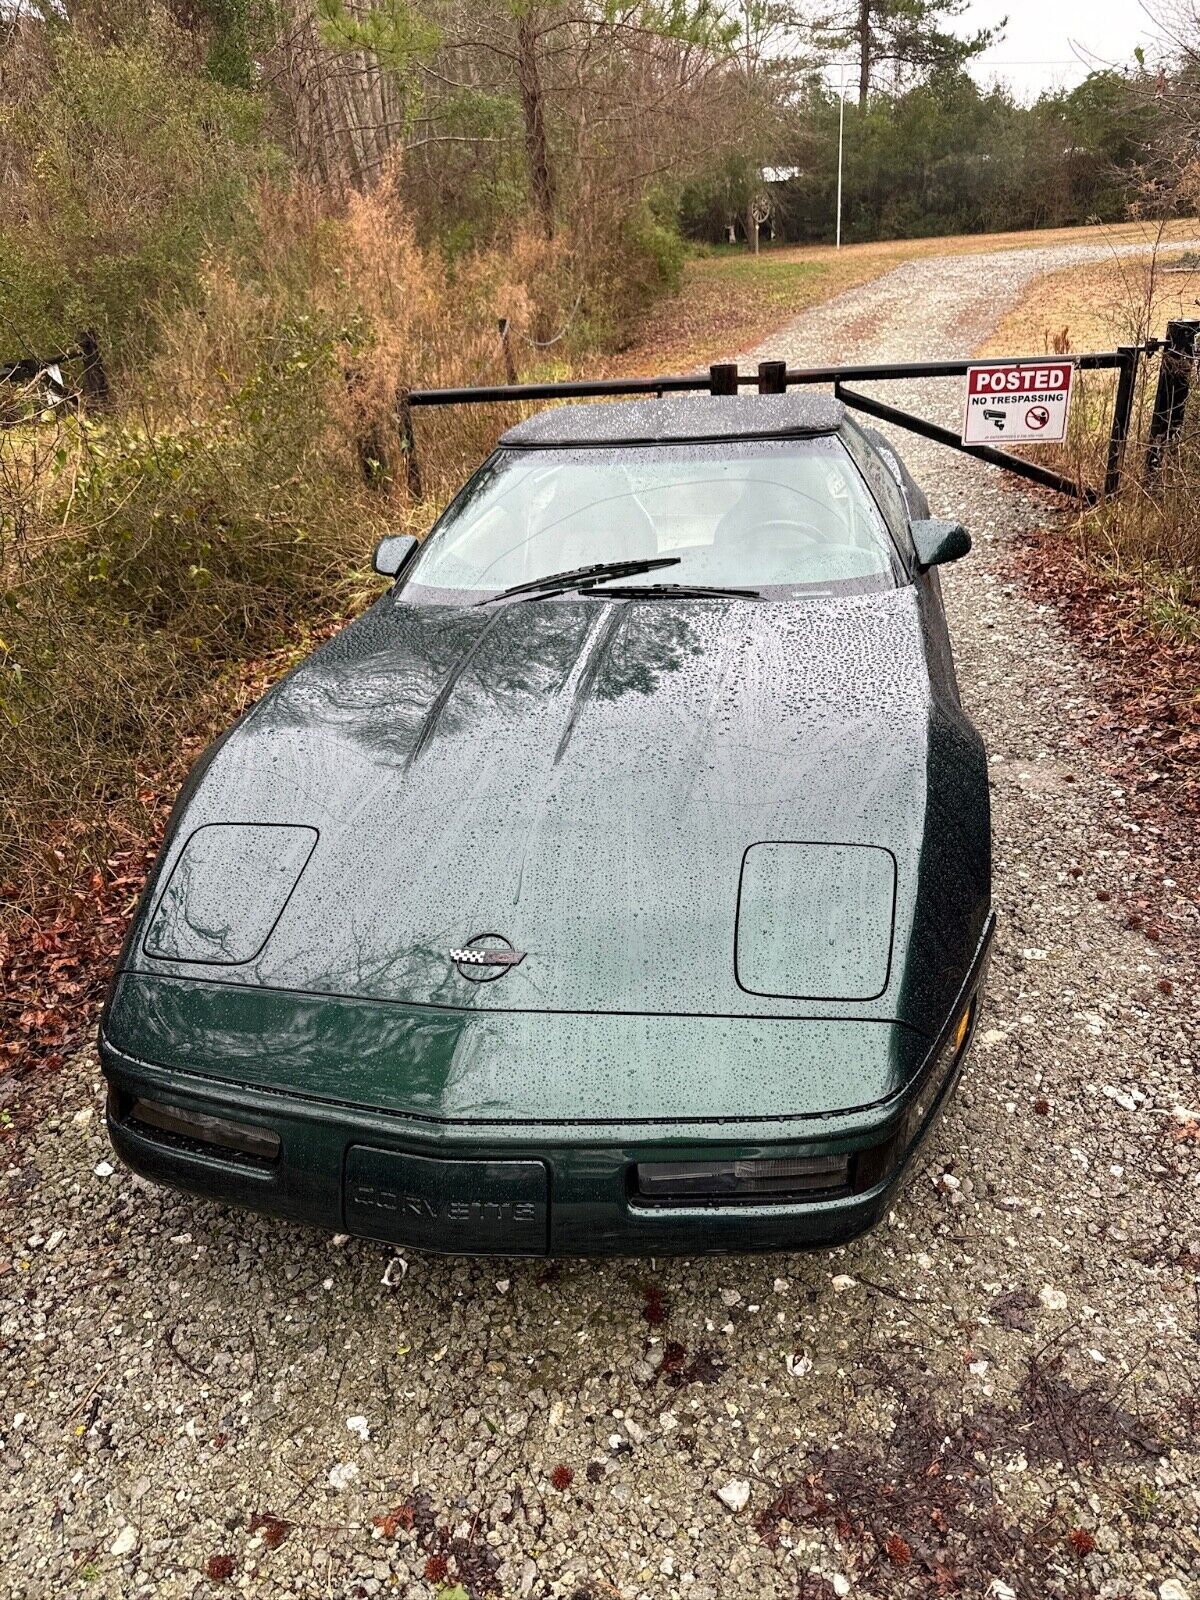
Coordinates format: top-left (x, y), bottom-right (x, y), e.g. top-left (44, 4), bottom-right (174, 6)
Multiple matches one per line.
top-left (101, 392), bottom-right (993, 1255)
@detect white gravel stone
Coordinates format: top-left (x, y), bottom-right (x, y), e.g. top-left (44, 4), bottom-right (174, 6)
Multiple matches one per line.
top-left (716, 1479), bottom-right (751, 1513)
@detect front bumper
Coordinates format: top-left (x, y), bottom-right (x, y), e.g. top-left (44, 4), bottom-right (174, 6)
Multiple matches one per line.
top-left (102, 920), bottom-right (993, 1257)
top-left (105, 1069), bottom-right (908, 1256)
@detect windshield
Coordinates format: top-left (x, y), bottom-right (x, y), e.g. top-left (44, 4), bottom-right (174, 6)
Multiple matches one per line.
top-left (402, 437), bottom-right (901, 602)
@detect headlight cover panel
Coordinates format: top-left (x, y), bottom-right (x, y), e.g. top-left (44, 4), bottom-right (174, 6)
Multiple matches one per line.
top-left (735, 841), bottom-right (897, 1001)
top-left (143, 823), bottom-right (318, 966)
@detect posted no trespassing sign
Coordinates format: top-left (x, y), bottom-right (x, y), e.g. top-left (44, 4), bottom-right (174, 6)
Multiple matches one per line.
top-left (962, 361), bottom-right (1074, 445)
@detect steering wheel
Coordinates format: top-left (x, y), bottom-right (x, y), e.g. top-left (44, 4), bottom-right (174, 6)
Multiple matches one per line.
top-left (749, 519), bottom-right (824, 545)
top-left (714, 519), bottom-right (830, 586)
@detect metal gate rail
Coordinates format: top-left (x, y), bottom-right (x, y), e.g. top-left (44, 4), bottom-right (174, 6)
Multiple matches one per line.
top-left (405, 330), bottom-right (1200, 506)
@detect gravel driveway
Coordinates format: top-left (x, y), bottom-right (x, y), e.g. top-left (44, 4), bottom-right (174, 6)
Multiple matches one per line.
top-left (3, 242), bottom-right (1198, 1600)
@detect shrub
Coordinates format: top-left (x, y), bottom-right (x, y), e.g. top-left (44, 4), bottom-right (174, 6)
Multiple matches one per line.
top-left (0, 21), bottom-right (270, 368)
top-left (626, 209), bottom-right (687, 302)
top-left (0, 306), bottom-right (390, 899)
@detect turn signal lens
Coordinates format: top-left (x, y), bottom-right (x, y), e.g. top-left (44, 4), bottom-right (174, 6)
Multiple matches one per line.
top-left (637, 1155), bottom-right (849, 1201)
top-left (129, 1097), bottom-right (280, 1162)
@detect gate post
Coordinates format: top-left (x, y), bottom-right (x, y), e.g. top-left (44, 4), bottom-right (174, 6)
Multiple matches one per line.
top-left (1145, 319), bottom-right (1199, 475)
top-left (398, 391), bottom-right (422, 500)
top-left (757, 360), bottom-right (787, 395)
top-left (709, 362), bottom-right (738, 395)
top-left (1103, 344), bottom-right (1140, 500)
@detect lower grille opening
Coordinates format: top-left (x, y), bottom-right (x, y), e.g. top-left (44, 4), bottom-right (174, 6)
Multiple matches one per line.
top-left (124, 1095), bottom-right (280, 1169)
top-left (637, 1155), bottom-right (849, 1204)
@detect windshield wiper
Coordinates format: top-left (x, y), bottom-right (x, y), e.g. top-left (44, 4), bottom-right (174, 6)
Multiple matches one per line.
top-left (593, 581), bottom-right (761, 600)
top-left (475, 556), bottom-right (681, 605)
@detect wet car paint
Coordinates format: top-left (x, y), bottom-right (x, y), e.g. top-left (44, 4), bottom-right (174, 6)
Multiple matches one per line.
top-left (118, 589), bottom-right (988, 1036)
top-left (100, 401), bottom-right (991, 1253)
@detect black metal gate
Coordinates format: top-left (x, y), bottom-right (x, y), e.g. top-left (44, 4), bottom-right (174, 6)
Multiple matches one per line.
top-left (404, 319), bottom-right (1199, 507)
top-left (6, 321), bottom-right (1196, 505)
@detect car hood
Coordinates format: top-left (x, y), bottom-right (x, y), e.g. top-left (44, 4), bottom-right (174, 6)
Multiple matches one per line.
top-left (121, 590), bottom-right (989, 1039)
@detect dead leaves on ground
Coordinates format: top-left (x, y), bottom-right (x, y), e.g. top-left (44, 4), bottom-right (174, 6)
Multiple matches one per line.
top-left (1007, 523), bottom-right (1199, 929)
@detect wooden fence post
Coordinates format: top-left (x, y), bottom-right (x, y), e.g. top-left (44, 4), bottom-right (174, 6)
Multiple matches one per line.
top-left (497, 319), bottom-right (518, 385)
top-left (757, 360), bottom-right (786, 394)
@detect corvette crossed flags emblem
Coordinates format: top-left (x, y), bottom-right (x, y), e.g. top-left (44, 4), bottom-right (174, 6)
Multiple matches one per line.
top-left (448, 935), bottom-right (526, 975)
top-left (449, 946), bottom-right (525, 966)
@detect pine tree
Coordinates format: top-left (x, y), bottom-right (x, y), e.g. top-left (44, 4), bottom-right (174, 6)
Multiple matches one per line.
top-left (813, 0), bottom-right (1002, 108)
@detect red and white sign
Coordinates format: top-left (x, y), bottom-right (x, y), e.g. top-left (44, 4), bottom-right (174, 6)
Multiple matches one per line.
top-left (962, 362), bottom-right (1074, 445)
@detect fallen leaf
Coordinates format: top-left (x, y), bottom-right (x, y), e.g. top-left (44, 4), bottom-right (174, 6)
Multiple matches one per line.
top-left (643, 1284), bottom-right (668, 1326)
top-left (249, 1512), bottom-right (290, 1550)
top-left (373, 1503), bottom-right (415, 1538)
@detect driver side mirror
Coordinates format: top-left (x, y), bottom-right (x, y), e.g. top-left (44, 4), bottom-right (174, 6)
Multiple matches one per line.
top-left (910, 518), bottom-right (970, 571)
top-left (372, 533), bottom-right (418, 578)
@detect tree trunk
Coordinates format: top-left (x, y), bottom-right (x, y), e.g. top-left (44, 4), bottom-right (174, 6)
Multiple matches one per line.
top-left (515, 11), bottom-right (555, 239)
top-left (857, 0), bottom-right (871, 109)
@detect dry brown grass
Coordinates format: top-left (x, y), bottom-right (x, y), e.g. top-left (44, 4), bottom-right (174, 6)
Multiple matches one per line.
top-left (977, 248), bottom-right (1200, 360)
top-left (974, 240), bottom-right (1200, 640)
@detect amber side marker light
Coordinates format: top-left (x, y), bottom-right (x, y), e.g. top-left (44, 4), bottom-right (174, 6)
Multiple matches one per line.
top-left (952, 1001), bottom-right (973, 1056)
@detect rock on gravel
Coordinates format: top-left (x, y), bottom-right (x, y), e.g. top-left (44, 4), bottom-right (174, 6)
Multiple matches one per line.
top-left (716, 1478), bottom-right (751, 1514)
top-left (2, 239), bottom-right (1198, 1599)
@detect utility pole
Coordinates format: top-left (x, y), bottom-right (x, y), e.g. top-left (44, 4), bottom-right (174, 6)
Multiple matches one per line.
top-left (836, 60), bottom-right (846, 250)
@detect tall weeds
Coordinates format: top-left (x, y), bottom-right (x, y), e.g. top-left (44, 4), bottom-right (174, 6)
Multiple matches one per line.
top-left (1075, 250), bottom-right (1199, 636)
top-left (0, 173), bottom-right (614, 916)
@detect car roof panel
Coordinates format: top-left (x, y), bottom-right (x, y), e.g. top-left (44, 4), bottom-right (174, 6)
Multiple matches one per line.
top-left (500, 392), bottom-right (846, 447)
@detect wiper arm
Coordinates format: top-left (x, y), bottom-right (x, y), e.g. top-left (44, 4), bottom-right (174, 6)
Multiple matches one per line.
top-left (593, 581), bottom-right (761, 599)
top-left (475, 556), bottom-right (680, 605)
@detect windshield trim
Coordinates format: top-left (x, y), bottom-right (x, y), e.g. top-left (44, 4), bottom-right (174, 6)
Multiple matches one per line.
top-left (501, 427), bottom-right (842, 451)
